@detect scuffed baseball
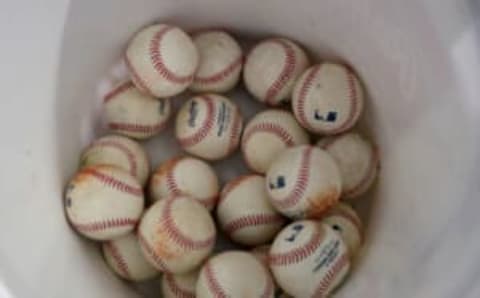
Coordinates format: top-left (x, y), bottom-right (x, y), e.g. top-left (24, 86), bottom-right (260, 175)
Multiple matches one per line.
top-left (149, 156), bottom-right (220, 210)
top-left (138, 195), bottom-right (216, 274)
top-left (102, 233), bottom-right (159, 281)
top-left (217, 175), bottom-right (286, 246)
top-left (104, 81), bottom-right (171, 140)
top-left (190, 30), bottom-right (243, 93)
top-left (161, 269), bottom-right (200, 298)
top-left (65, 165), bottom-right (144, 240)
top-left (242, 109), bottom-right (310, 173)
top-left (196, 251), bottom-right (274, 298)
top-left (175, 94), bottom-right (243, 160)
top-left (321, 202), bottom-right (363, 256)
top-left (80, 134), bottom-right (150, 186)
top-left (125, 24), bottom-right (199, 97)
top-left (317, 132), bottom-right (379, 200)
top-left (269, 221), bottom-right (350, 298)
top-left (243, 38), bottom-right (310, 106)
top-left (292, 63), bottom-right (364, 135)
top-left (266, 145), bottom-right (342, 219)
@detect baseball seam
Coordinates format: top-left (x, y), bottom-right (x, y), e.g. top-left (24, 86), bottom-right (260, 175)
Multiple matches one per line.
top-left (83, 168), bottom-right (142, 197)
top-left (109, 121), bottom-right (167, 135)
top-left (312, 252), bottom-right (349, 298)
top-left (269, 228), bottom-right (323, 266)
top-left (273, 146), bottom-right (312, 209)
top-left (72, 218), bottom-right (138, 233)
top-left (261, 266), bottom-right (275, 298)
top-left (149, 26), bottom-right (194, 84)
top-left (87, 140), bottom-right (138, 178)
top-left (194, 55), bottom-right (243, 85)
top-left (162, 198), bottom-right (215, 250)
top-left (104, 81), bottom-right (135, 102)
top-left (137, 232), bottom-right (169, 272)
top-left (219, 175), bottom-right (254, 204)
top-left (223, 213), bottom-right (285, 234)
top-left (226, 105), bottom-right (243, 155)
top-left (204, 262), bottom-right (228, 298)
top-left (125, 54), bottom-right (154, 95)
top-left (104, 241), bottom-right (131, 279)
top-left (264, 39), bottom-right (297, 105)
top-left (165, 274), bottom-right (195, 298)
top-left (243, 122), bottom-right (296, 148)
top-left (178, 95), bottom-right (216, 148)
top-left (295, 65), bottom-right (322, 131)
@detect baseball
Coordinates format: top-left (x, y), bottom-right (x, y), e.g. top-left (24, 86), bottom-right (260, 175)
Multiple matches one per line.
top-left (104, 81), bottom-right (171, 140)
top-left (269, 221), bottom-right (350, 298)
top-left (241, 109), bottom-right (310, 173)
top-left (243, 38), bottom-right (310, 106)
top-left (138, 195), bottom-right (216, 274)
top-left (65, 165), bottom-right (144, 241)
top-left (149, 156), bottom-right (220, 210)
top-left (102, 233), bottom-right (159, 281)
top-left (190, 30), bottom-right (243, 93)
top-left (292, 63), bottom-right (365, 135)
top-left (161, 269), bottom-right (200, 298)
top-left (125, 24), bottom-right (199, 97)
top-left (217, 175), bottom-right (286, 246)
top-left (266, 145), bottom-right (342, 219)
top-left (321, 202), bottom-right (363, 256)
top-left (80, 134), bottom-right (150, 186)
top-left (175, 94), bottom-right (243, 160)
top-left (317, 132), bottom-right (379, 199)
top-left (196, 251), bottom-right (274, 298)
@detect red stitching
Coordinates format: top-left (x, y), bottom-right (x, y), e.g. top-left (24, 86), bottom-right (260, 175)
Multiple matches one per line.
top-left (104, 241), bottom-right (131, 279)
top-left (264, 39), bottom-right (297, 105)
top-left (104, 81), bottom-right (135, 102)
top-left (219, 175), bottom-right (254, 205)
top-left (87, 139), bottom-right (138, 178)
top-left (295, 65), bottom-right (322, 130)
top-left (73, 218), bottom-right (138, 233)
top-left (137, 232), bottom-right (169, 272)
top-left (261, 266), bottom-right (275, 298)
top-left (243, 122), bottom-right (296, 148)
top-left (124, 54), bottom-right (154, 96)
top-left (223, 214), bottom-right (285, 234)
top-left (269, 227), bottom-right (324, 266)
top-left (162, 198), bottom-right (215, 250)
top-left (343, 145), bottom-right (379, 198)
top-left (177, 95), bottom-right (216, 148)
top-left (194, 55), bottom-right (243, 85)
top-left (312, 253), bottom-right (349, 298)
top-left (165, 159), bottom-right (182, 196)
top-left (109, 121), bottom-right (167, 135)
top-left (226, 105), bottom-right (242, 155)
top-left (272, 146), bottom-right (312, 210)
top-left (149, 26), bottom-right (194, 84)
top-left (204, 261), bottom-right (228, 298)
top-left (165, 273), bottom-right (195, 298)
top-left (82, 167), bottom-right (142, 197)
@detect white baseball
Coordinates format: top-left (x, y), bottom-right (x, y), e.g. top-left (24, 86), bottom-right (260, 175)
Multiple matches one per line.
top-left (80, 134), bottom-right (150, 186)
top-left (190, 30), bottom-right (243, 93)
top-left (243, 38), bottom-right (310, 106)
top-left (102, 233), bottom-right (159, 281)
top-left (104, 81), bottom-right (171, 140)
top-left (266, 145), bottom-right (342, 219)
top-left (196, 251), bottom-right (274, 298)
top-left (65, 165), bottom-right (144, 240)
top-left (175, 94), bottom-right (243, 160)
top-left (321, 202), bottom-right (363, 256)
top-left (138, 195), bottom-right (216, 274)
top-left (317, 132), bottom-right (379, 200)
top-left (161, 269), bottom-right (200, 298)
top-left (269, 221), bottom-right (350, 298)
top-left (125, 24), bottom-right (199, 97)
top-left (292, 63), bottom-right (365, 135)
top-left (242, 109), bottom-right (310, 173)
top-left (149, 156), bottom-right (220, 210)
top-left (217, 175), bottom-right (286, 246)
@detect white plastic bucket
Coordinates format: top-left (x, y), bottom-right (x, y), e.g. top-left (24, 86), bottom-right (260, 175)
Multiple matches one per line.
top-left (1, 0), bottom-right (479, 297)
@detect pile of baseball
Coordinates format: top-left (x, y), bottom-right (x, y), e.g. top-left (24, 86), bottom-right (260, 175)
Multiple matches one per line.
top-left (64, 23), bottom-right (380, 298)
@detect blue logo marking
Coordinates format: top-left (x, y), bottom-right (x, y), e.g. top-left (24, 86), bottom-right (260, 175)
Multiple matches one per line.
top-left (314, 110), bottom-right (337, 122)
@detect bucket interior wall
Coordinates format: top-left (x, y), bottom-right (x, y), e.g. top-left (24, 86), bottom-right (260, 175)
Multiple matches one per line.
top-left (1, 0), bottom-right (479, 297)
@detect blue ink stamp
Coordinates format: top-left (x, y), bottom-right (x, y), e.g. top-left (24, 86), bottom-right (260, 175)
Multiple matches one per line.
top-left (285, 223), bottom-right (304, 242)
top-left (314, 110), bottom-right (337, 122)
top-left (188, 101), bottom-right (199, 127)
top-left (269, 176), bottom-right (286, 189)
